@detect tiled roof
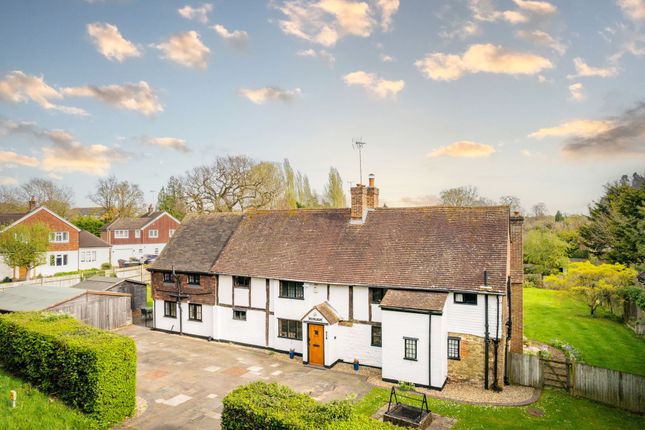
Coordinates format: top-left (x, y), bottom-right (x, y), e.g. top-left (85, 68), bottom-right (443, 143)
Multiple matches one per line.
top-left (79, 230), bottom-right (111, 248)
top-left (0, 212), bottom-right (26, 227)
top-left (380, 289), bottom-right (448, 313)
top-left (149, 212), bottom-right (243, 274)
top-left (212, 207), bottom-right (510, 293)
top-left (103, 211), bottom-right (165, 230)
top-left (302, 301), bottom-right (341, 325)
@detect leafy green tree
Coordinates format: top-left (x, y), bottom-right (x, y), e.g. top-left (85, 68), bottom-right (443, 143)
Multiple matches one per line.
top-left (72, 216), bottom-right (107, 237)
top-left (544, 261), bottom-right (637, 316)
top-left (580, 173), bottom-right (644, 267)
top-left (0, 223), bottom-right (50, 280)
top-left (323, 167), bottom-right (346, 208)
top-left (555, 210), bottom-right (564, 222)
top-left (524, 229), bottom-right (570, 275)
top-left (157, 176), bottom-right (188, 220)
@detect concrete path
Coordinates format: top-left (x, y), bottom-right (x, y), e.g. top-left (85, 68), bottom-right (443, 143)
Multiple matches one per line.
top-left (118, 325), bottom-right (371, 429)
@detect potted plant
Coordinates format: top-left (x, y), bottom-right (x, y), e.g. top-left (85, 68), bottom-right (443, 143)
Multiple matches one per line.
top-left (353, 358), bottom-right (360, 371)
top-left (289, 348), bottom-right (295, 359)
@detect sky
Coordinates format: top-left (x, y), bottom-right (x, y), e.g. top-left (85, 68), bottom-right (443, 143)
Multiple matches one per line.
top-left (0, 0), bottom-right (644, 214)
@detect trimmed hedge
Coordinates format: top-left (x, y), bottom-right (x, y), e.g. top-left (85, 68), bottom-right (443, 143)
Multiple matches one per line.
top-left (0, 312), bottom-right (136, 427)
top-left (222, 381), bottom-right (397, 430)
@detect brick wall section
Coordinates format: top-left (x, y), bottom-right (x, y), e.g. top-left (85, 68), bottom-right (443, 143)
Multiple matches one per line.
top-left (509, 214), bottom-right (524, 353)
top-left (366, 187), bottom-right (379, 209)
top-left (19, 209), bottom-right (79, 252)
top-left (151, 271), bottom-right (217, 305)
top-left (142, 214), bottom-right (180, 244)
top-left (350, 185), bottom-right (367, 219)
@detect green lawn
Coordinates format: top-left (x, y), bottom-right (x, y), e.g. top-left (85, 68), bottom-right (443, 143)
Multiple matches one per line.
top-left (0, 369), bottom-right (97, 430)
top-left (524, 288), bottom-right (645, 376)
top-left (357, 388), bottom-right (645, 430)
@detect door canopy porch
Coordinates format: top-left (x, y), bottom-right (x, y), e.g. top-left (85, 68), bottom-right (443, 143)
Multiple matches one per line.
top-left (301, 301), bottom-right (341, 325)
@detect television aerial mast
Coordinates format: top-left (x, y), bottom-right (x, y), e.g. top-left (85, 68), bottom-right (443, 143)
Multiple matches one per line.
top-left (352, 138), bottom-right (366, 185)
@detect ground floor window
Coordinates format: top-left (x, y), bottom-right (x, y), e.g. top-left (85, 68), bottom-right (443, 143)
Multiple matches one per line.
top-left (233, 309), bottom-right (247, 320)
top-left (80, 250), bottom-right (96, 263)
top-left (278, 319), bottom-right (302, 340)
top-left (49, 254), bottom-right (68, 266)
top-left (448, 337), bottom-right (461, 360)
top-left (371, 325), bottom-right (382, 347)
top-left (164, 301), bottom-right (177, 318)
top-left (188, 303), bottom-right (202, 321)
top-left (404, 337), bottom-right (418, 361)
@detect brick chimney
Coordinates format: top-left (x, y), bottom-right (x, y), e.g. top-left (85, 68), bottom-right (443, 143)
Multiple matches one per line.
top-left (28, 195), bottom-right (37, 211)
top-left (509, 211), bottom-right (524, 353)
top-left (350, 184), bottom-right (367, 223)
top-left (366, 173), bottom-right (379, 209)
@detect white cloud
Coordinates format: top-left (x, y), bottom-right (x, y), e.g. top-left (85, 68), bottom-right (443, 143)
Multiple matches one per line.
top-left (178, 3), bottom-right (213, 24)
top-left (568, 57), bottom-right (618, 78)
top-left (380, 53), bottom-right (394, 62)
top-left (516, 30), bottom-right (566, 55)
top-left (62, 81), bottom-right (162, 116)
top-left (0, 150), bottom-right (39, 167)
top-left (513, 0), bottom-right (557, 14)
top-left (212, 24), bottom-right (249, 49)
top-left (0, 71), bottom-right (87, 116)
top-left (86, 22), bottom-right (141, 62)
top-left (297, 48), bottom-right (336, 65)
top-left (0, 176), bottom-right (18, 185)
top-left (439, 21), bottom-right (480, 39)
top-left (144, 137), bottom-right (190, 153)
top-left (155, 31), bottom-right (210, 69)
top-left (343, 70), bottom-right (404, 98)
top-left (239, 87), bottom-right (302, 104)
top-left (275, 0), bottom-right (375, 46)
top-left (376, 0), bottom-right (400, 31)
top-left (428, 140), bottom-right (496, 158)
top-left (568, 82), bottom-right (585, 102)
top-left (528, 119), bottom-right (616, 139)
top-left (617, 0), bottom-right (645, 21)
top-left (415, 44), bottom-right (553, 81)
top-left (469, 0), bottom-right (527, 24)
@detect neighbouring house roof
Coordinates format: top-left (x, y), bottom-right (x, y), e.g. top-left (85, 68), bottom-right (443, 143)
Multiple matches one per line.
top-left (79, 231), bottom-right (111, 248)
top-left (72, 207), bottom-right (105, 218)
top-left (0, 285), bottom-right (84, 311)
top-left (0, 206), bottom-right (80, 233)
top-left (380, 289), bottom-right (449, 313)
top-left (211, 206), bottom-right (510, 293)
top-left (103, 211), bottom-right (166, 231)
top-left (149, 213), bottom-right (243, 274)
top-left (72, 275), bottom-right (146, 291)
top-left (0, 212), bottom-right (26, 227)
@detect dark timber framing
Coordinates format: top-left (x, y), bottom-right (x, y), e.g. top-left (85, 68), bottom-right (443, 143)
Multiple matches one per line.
top-left (265, 279), bottom-right (270, 347)
top-left (348, 286), bottom-right (354, 320)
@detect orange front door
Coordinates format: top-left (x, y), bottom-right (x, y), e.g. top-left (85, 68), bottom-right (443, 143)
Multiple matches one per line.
top-left (308, 324), bottom-right (324, 366)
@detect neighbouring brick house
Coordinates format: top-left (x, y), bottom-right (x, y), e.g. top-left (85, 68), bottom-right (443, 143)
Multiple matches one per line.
top-left (149, 175), bottom-right (523, 390)
top-left (101, 210), bottom-right (181, 263)
top-left (0, 199), bottom-right (111, 279)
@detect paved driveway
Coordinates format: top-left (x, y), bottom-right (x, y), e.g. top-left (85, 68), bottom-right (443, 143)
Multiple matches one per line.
top-left (118, 325), bottom-right (372, 429)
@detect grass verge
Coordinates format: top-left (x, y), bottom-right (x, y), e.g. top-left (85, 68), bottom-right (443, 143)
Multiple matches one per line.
top-left (524, 288), bottom-right (645, 375)
top-left (357, 387), bottom-right (645, 430)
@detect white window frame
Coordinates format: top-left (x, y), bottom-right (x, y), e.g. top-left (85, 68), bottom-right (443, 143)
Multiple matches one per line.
top-left (169, 229), bottom-right (175, 238)
top-left (135, 229), bottom-right (141, 238)
top-left (50, 254), bottom-right (68, 267)
top-left (49, 231), bottom-right (69, 243)
top-left (114, 230), bottom-right (129, 239)
top-left (148, 229), bottom-right (159, 238)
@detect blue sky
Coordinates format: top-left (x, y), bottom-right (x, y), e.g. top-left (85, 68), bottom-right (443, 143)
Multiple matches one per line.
top-left (0, 0), bottom-right (643, 213)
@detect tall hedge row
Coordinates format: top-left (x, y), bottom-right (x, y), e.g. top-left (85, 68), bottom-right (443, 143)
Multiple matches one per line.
top-left (0, 312), bottom-right (137, 427)
top-left (222, 381), bottom-right (397, 430)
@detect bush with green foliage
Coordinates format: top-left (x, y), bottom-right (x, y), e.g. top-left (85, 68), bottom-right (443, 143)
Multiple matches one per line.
top-left (222, 381), bottom-right (396, 430)
top-left (0, 312), bottom-right (136, 427)
top-left (524, 229), bottom-right (570, 275)
top-left (72, 216), bottom-right (108, 237)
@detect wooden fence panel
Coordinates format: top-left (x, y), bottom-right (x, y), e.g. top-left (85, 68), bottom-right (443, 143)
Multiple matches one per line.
top-left (510, 352), bottom-right (542, 388)
top-left (574, 363), bottom-right (645, 414)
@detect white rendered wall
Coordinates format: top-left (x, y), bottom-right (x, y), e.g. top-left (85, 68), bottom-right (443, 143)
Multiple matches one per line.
top-left (219, 275), bottom-right (233, 305)
top-left (250, 277), bottom-right (266, 308)
top-left (382, 310), bottom-right (430, 386)
top-left (371, 303), bottom-right (382, 322)
top-left (446, 293), bottom-right (502, 338)
top-left (332, 322), bottom-right (382, 367)
top-left (35, 251), bottom-right (78, 277)
top-left (328, 285), bottom-right (349, 319)
top-left (111, 243), bottom-right (166, 262)
top-left (0, 257), bottom-right (14, 279)
top-left (78, 247), bottom-right (110, 270)
top-left (233, 287), bottom-right (249, 307)
top-left (217, 307), bottom-right (265, 346)
top-left (430, 313), bottom-right (448, 388)
top-left (353, 286), bottom-right (369, 321)
top-left (154, 299), bottom-right (213, 338)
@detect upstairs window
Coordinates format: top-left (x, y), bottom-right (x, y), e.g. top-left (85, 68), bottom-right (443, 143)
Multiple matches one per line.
top-left (187, 274), bottom-right (200, 285)
top-left (404, 338), bottom-right (417, 361)
top-left (148, 229), bottom-right (159, 238)
top-left (279, 281), bottom-right (304, 299)
top-left (114, 230), bottom-right (129, 239)
top-left (163, 272), bottom-right (173, 283)
top-left (233, 276), bottom-right (251, 288)
top-left (454, 293), bottom-right (478, 305)
top-left (370, 288), bottom-right (387, 304)
top-left (49, 232), bottom-right (69, 243)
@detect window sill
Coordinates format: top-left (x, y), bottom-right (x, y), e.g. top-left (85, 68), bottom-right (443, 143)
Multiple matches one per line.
top-left (164, 315), bottom-right (177, 319)
top-left (371, 344), bottom-right (382, 348)
top-left (448, 357), bottom-right (461, 361)
top-left (233, 318), bottom-right (247, 322)
top-left (277, 335), bottom-right (303, 341)
top-left (278, 296), bottom-right (305, 300)
top-left (188, 319), bottom-right (202, 322)
top-left (403, 357), bottom-right (418, 361)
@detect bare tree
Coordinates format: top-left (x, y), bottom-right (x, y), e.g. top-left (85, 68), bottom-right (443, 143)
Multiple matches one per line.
top-left (89, 175), bottom-right (145, 220)
top-left (0, 186), bottom-right (25, 213)
top-left (439, 185), bottom-right (492, 206)
top-left (499, 195), bottom-right (523, 214)
top-left (16, 178), bottom-right (74, 216)
top-left (531, 202), bottom-right (548, 218)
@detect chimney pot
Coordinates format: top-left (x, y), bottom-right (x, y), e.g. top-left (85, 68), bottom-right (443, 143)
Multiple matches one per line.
top-left (368, 173), bottom-right (375, 188)
top-left (28, 196), bottom-right (37, 211)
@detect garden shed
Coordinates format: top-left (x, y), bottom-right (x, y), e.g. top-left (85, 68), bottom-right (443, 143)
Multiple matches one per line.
top-left (73, 275), bottom-right (147, 312)
top-left (0, 285), bottom-right (132, 330)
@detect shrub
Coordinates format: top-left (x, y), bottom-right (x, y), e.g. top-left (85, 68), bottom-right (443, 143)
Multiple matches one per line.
top-left (551, 338), bottom-right (582, 362)
top-left (222, 381), bottom-right (396, 430)
top-left (100, 262), bottom-right (112, 270)
top-left (0, 312), bottom-right (136, 428)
